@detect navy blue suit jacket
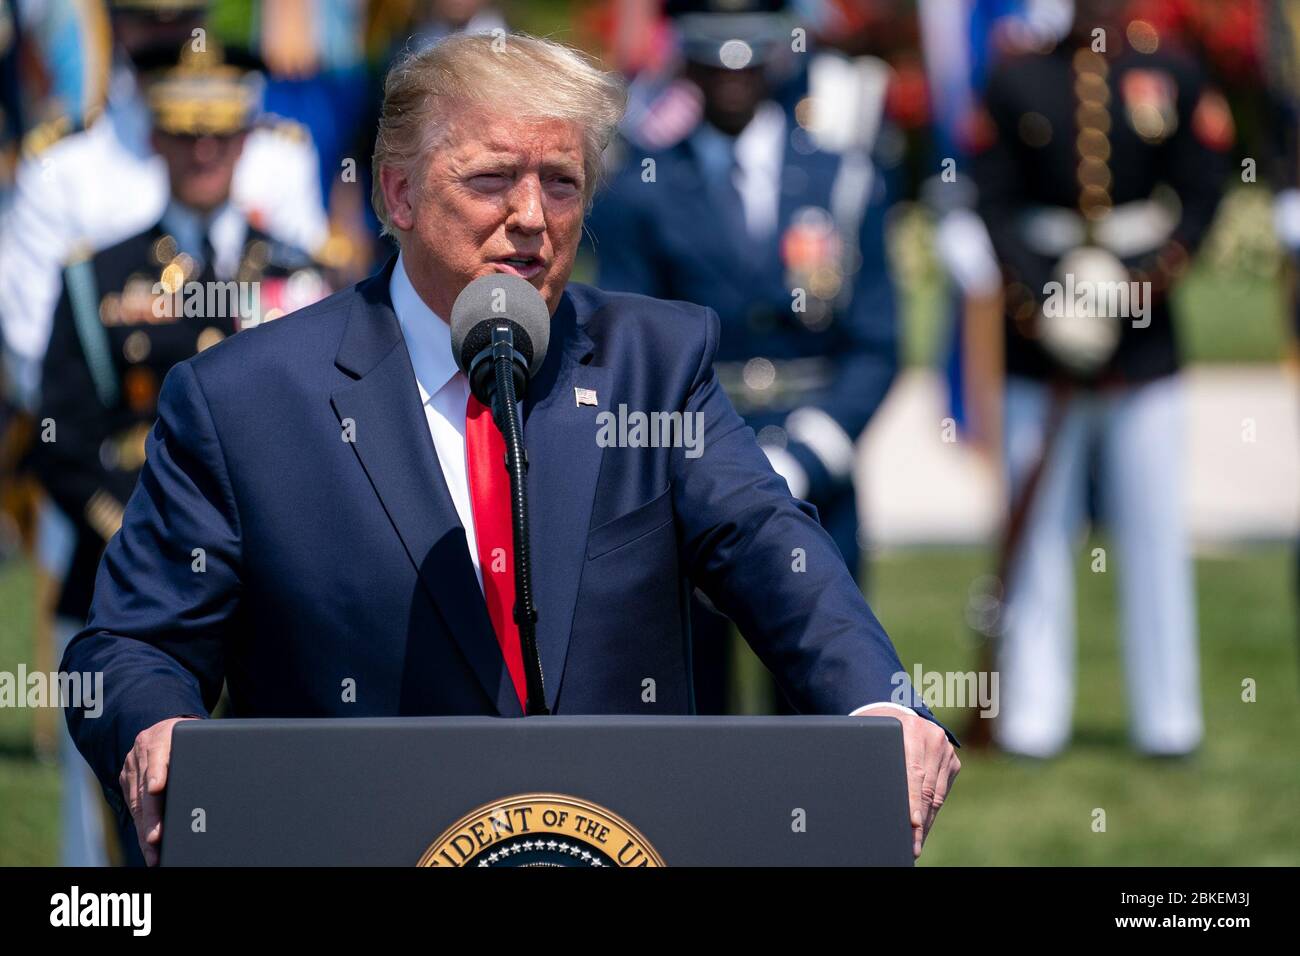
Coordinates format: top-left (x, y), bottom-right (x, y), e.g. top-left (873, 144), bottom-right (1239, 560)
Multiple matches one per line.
top-left (63, 258), bottom-right (949, 796)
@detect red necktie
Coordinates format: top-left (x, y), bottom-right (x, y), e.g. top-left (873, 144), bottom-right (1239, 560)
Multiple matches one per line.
top-left (465, 392), bottom-right (527, 709)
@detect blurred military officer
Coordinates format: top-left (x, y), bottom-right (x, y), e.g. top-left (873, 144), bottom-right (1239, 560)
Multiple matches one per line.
top-left (970, 0), bottom-right (1231, 757)
top-left (0, 0), bottom-right (327, 412)
top-left (589, 0), bottom-right (901, 713)
top-left (31, 42), bottom-right (327, 865)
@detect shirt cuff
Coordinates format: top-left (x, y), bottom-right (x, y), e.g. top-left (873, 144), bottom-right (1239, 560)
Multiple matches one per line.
top-left (849, 702), bottom-right (917, 718)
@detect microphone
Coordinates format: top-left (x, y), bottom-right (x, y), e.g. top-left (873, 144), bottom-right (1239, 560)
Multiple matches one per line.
top-left (450, 273), bottom-right (551, 405)
top-left (449, 273), bottom-right (552, 717)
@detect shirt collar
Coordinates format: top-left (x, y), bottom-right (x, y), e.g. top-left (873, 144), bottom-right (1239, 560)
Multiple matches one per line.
top-left (690, 100), bottom-right (785, 181)
top-left (160, 201), bottom-right (246, 280)
top-left (389, 253), bottom-right (460, 404)
top-left (689, 119), bottom-right (736, 181)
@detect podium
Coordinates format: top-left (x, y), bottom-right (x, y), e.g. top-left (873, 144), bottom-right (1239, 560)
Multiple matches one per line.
top-left (161, 715), bottom-right (913, 866)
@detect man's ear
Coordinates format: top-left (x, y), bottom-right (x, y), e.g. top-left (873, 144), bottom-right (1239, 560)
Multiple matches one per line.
top-left (379, 164), bottom-right (416, 232)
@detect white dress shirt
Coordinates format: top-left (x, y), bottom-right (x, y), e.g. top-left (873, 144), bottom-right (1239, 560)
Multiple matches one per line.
top-left (387, 255), bottom-right (916, 720)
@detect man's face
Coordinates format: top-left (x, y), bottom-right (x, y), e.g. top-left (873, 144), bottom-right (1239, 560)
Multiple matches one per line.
top-left (383, 110), bottom-right (587, 318)
top-left (686, 61), bottom-right (769, 137)
top-left (152, 131), bottom-right (246, 212)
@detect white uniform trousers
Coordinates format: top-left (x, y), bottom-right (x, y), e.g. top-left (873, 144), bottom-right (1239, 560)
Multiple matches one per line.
top-left (995, 374), bottom-right (1203, 757)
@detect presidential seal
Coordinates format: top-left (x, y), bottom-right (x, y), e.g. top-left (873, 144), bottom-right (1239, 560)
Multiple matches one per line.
top-left (416, 793), bottom-right (664, 867)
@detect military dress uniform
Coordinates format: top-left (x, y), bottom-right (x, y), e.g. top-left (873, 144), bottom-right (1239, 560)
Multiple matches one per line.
top-left (34, 218), bottom-right (325, 620)
top-left (590, 84), bottom-right (900, 711)
top-left (971, 33), bottom-right (1232, 756)
top-left (0, 41), bottom-right (327, 412)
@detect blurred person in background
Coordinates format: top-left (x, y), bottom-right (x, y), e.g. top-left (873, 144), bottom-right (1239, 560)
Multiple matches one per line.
top-left (251, 0), bottom-right (377, 279)
top-left (918, 0), bottom-right (1073, 457)
top-left (970, 0), bottom-right (1231, 757)
top-left (0, 0), bottom-right (327, 414)
top-left (588, 0), bottom-right (902, 714)
top-left (30, 40), bottom-right (326, 865)
top-left (0, 0), bottom-right (114, 142)
top-left (604, 1), bottom-right (913, 161)
top-left (1, 0), bottom-right (117, 563)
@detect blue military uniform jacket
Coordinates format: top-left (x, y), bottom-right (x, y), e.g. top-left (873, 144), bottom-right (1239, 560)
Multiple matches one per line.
top-left (589, 114), bottom-right (899, 506)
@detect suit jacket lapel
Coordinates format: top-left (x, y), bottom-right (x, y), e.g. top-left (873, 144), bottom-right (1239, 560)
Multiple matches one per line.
top-left (523, 292), bottom-right (609, 710)
top-left (330, 263), bottom-right (522, 716)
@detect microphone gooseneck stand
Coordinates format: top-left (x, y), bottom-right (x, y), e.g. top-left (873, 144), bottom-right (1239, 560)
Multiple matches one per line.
top-left (487, 326), bottom-right (549, 716)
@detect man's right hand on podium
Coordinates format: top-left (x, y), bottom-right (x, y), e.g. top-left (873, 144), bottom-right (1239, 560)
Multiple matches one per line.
top-left (121, 716), bottom-right (201, 866)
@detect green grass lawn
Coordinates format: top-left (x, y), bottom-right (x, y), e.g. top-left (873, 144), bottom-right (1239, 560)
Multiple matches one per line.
top-left (2, 544), bottom-right (1295, 865)
top-left (869, 544), bottom-right (1300, 866)
top-left (0, 559), bottom-right (59, 866)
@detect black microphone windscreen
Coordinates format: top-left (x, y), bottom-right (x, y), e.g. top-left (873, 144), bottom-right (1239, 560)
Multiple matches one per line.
top-left (449, 274), bottom-right (551, 380)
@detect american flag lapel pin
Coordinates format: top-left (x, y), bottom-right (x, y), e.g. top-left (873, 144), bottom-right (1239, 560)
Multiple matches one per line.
top-left (574, 387), bottom-right (598, 407)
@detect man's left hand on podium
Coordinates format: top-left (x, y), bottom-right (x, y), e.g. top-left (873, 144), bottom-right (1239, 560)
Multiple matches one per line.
top-left (854, 704), bottom-right (961, 860)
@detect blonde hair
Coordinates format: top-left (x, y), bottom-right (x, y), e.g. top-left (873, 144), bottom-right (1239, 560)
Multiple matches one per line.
top-left (371, 32), bottom-right (627, 236)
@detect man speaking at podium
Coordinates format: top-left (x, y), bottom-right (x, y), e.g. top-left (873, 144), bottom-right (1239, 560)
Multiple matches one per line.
top-left (63, 33), bottom-right (959, 866)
